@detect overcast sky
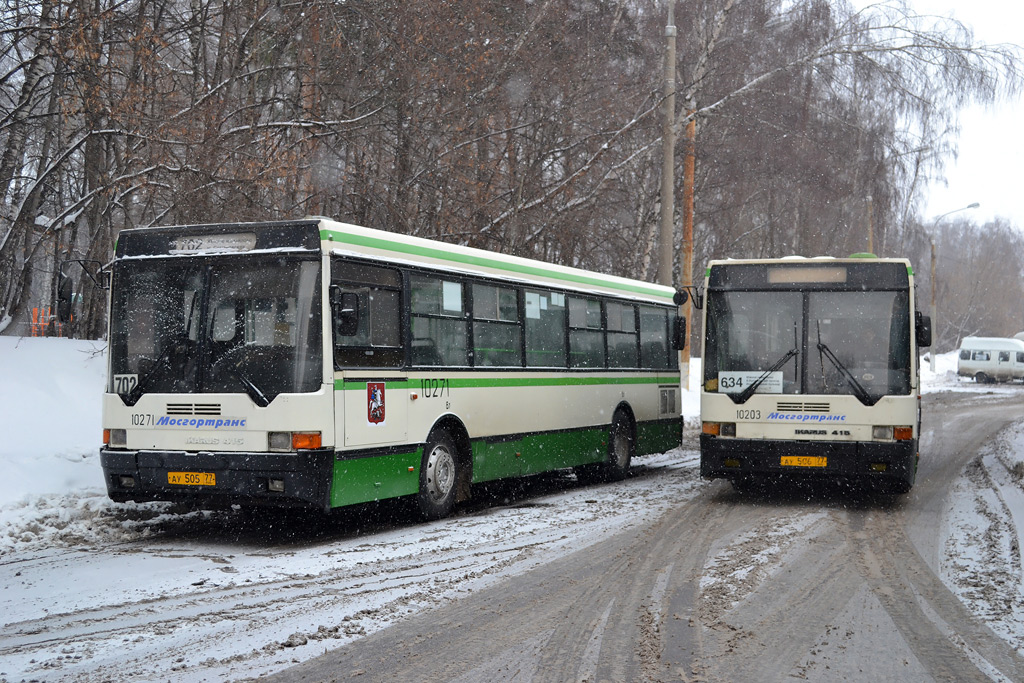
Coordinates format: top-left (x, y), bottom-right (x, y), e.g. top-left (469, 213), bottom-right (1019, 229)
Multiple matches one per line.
top-left (899, 0), bottom-right (1024, 228)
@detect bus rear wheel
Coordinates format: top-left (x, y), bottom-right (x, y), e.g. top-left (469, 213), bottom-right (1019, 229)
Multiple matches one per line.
top-left (417, 430), bottom-right (459, 520)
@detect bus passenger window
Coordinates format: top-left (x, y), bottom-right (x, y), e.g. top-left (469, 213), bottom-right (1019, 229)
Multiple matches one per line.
top-left (568, 297), bottom-right (604, 368)
top-left (607, 301), bottom-right (638, 368)
top-left (472, 284), bottom-right (521, 367)
top-left (411, 274), bottom-right (468, 366)
top-left (525, 290), bottom-right (566, 367)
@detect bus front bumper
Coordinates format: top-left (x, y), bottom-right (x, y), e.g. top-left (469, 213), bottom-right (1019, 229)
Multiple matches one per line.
top-left (699, 435), bottom-right (917, 487)
top-left (100, 448), bottom-right (334, 510)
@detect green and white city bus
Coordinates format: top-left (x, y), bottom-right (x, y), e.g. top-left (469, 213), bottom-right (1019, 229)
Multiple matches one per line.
top-left (96, 218), bottom-right (684, 518)
top-left (698, 256), bottom-right (931, 493)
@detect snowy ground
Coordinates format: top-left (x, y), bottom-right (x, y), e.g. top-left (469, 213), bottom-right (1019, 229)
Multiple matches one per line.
top-left (0, 337), bottom-right (1022, 681)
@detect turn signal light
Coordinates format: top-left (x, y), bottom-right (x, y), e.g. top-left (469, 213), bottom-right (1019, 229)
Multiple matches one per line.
top-left (894, 426), bottom-right (913, 441)
top-left (702, 422), bottom-right (736, 437)
top-left (292, 432), bottom-right (322, 450)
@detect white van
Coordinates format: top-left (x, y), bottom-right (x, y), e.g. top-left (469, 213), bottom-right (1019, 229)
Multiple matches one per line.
top-left (957, 336), bottom-right (1024, 382)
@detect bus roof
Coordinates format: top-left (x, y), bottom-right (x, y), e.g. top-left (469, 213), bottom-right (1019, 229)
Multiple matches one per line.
top-left (705, 255), bottom-right (913, 270)
top-left (318, 218), bottom-right (676, 303)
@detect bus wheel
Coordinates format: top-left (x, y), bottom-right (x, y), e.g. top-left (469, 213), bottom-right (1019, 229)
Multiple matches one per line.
top-left (603, 411), bottom-right (634, 481)
top-left (417, 430), bottom-right (459, 520)
top-left (975, 372), bottom-right (989, 383)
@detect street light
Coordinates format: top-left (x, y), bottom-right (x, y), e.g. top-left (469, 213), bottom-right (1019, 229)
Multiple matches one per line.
top-left (930, 202), bottom-right (980, 372)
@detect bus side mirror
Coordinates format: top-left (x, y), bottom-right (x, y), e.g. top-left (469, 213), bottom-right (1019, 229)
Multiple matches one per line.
top-left (916, 312), bottom-right (932, 348)
top-left (330, 287), bottom-right (360, 337)
top-left (57, 275), bottom-right (74, 323)
top-left (672, 316), bottom-right (687, 350)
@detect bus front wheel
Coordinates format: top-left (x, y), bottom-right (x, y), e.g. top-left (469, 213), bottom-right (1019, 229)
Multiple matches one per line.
top-left (603, 411), bottom-right (635, 481)
top-left (417, 430), bottom-right (459, 520)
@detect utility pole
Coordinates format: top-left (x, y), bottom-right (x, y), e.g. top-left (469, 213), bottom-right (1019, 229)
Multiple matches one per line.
top-left (659, 5), bottom-right (689, 389)
top-left (681, 102), bottom-right (695, 390)
top-left (657, 4), bottom-right (676, 289)
top-left (930, 238), bottom-right (937, 372)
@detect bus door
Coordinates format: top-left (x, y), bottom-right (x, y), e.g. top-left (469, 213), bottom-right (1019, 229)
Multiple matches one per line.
top-left (330, 259), bottom-right (407, 448)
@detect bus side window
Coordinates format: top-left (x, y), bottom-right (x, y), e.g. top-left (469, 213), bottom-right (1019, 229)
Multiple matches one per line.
top-left (472, 283), bottom-right (521, 367)
top-left (640, 305), bottom-right (672, 369)
top-left (411, 274), bottom-right (468, 366)
top-left (607, 301), bottom-right (638, 368)
top-left (331, 260), bottom-right (403, 368)
top-left (568, 297), bottom-right (604, 368)
top-left (525, 290), bottom-right (567, 367)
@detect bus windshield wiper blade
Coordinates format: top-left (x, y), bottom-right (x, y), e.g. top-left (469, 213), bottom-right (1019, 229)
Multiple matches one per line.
top-left (124, 343), bottom-right (184, 405)
top-left (230, 367), bottom-right (270, 407)
top-left (816, 341), bottom-right (876, 406)
top-left (732, 348), bottom-right (799, 404)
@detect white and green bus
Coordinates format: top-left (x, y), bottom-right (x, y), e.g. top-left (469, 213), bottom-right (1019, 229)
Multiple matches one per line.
top-left (94, 218), bottom-right (684, 518)
top-left (698, 256), bottom-right (931, 493)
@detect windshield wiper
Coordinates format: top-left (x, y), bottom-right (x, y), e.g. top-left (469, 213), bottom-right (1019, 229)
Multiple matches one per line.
top-left (228, 366), bottom-right (270, 407)
top-left (209, 346), bottom-right (272, 407)
top-left (124, 342), bottom-right (186, 406)
top-left (816, 323), bottom-right (875, 405)
top-left (732, 348), bottom-right (799, 404)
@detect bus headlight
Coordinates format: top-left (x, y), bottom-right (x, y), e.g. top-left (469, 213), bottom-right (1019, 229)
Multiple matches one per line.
top-left (269, 432), bottom-right (292, 451)
top-left (872, 426), bottom-right (893, 440)
top-left (106, 429), bottom-right (127, 448)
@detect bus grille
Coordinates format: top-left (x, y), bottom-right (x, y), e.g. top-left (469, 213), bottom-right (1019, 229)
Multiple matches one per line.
top-left (775, 401), bottom-right (830, 413)
top-left (166, 403), bottom-right (222, 416)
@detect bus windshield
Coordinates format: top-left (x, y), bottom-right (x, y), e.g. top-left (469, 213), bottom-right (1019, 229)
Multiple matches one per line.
top-left (704, 289), bottom-right (911, 403)
top-left (108, 256), bottom-right (322, 405)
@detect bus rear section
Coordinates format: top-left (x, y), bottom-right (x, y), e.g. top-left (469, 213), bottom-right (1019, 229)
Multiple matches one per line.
top-left (698, 257), bottom-right (930, 493)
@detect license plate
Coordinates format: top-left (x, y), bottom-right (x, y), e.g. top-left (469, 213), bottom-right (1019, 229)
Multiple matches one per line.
top-left (780, 456), bottom-right (827, 468)
top-left (168, 471), bottom-right (216, 486)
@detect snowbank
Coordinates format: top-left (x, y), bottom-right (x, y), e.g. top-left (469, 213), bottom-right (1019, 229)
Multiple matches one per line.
top-left (0, 336), bottom-right (108, 505)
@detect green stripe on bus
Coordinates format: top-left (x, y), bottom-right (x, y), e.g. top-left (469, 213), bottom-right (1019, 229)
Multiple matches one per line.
top-left (320, 228), bottom-right (671, 299)
top-left (334, 375), bottom-right (675, 390)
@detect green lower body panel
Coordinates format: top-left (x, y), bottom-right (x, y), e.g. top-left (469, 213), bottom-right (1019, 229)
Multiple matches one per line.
top-left (330, 417), bottom-right (683, 507)
top-left (636, 418), bottom-right (683, 457)
top-left (471, 427), bottom-right (607, 483)
top-left (329, 449), bottom-right (422, 508)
